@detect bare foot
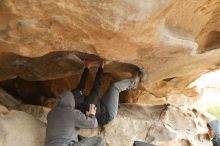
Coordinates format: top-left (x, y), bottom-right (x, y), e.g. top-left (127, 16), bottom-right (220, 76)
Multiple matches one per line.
top-left (84, 60), bottom-right (93, 69)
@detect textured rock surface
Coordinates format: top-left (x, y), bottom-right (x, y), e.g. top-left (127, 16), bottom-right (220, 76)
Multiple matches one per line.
top-left (1, 0), bottom-right (220, 101)
top-left (16, 104), bottom-right (50, 123)
top-left (82, 104), bottom-right (212, 146)
top-left (0, 87), bottom-right (22, 107)
top-left (0, 108), bottom-right (46, 146)
top-left (13, 103), bottom-right (213, 146)
top-left (0, 104), bottom-right (8, 113)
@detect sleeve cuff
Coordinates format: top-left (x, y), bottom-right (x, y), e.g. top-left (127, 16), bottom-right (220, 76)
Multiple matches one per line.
top-left (88, 114), bottom-right (95, 118)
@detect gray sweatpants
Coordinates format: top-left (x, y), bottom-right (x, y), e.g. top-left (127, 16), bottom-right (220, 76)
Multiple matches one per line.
top-left (101, 79), bottom-right (135, 120)
top-left (71, 136), bottom-right (105, 146)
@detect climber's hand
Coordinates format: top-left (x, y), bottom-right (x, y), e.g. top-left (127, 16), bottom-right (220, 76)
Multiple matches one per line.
top-left (86, 104), bottom-right (96, 116)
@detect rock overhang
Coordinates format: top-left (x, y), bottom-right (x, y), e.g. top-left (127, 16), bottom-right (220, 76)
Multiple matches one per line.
top-left (1, 0), bottom-right (220, 102)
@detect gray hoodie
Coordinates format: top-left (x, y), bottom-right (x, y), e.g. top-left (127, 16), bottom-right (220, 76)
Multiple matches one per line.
top-left (45, 91), bottom-right (98, 146)
top-left (208, 119), bottom-right (220, 146)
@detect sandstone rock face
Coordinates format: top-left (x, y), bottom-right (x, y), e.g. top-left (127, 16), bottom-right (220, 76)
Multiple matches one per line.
top-left (1, 0), bottom-right (220, 100)
top-left (16, 104), bottom-right (50, 123)
top-left (12, 103), bottom-right (213, 146)
top-left (90, 104), bottom-right (212, 146)
top-left (0, 108), bottom-right (46, 146)
top-left (0, 104), bottom-right (8, 113)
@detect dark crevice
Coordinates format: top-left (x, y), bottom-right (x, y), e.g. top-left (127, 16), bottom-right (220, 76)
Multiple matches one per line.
top-left (0, 51), bottom-right (144, 106)
top-left (0, 78), bottom-right (50, 105)
top-left (163, 77), bottom-right (176, 82)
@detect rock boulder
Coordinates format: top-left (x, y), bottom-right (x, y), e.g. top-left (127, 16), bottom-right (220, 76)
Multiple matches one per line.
top-left (11, 104), bottom-right (213, 146)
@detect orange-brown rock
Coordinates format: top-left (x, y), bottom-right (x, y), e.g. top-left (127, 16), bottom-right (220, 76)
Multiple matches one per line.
top-left (1, 0), bottom-right (220, 101)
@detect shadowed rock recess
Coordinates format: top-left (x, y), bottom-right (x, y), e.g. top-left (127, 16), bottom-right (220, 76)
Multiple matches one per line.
top-left (0, 51), bottom-right (143, 105)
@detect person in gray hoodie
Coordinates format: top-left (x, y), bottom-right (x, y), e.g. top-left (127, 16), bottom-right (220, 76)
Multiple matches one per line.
top-left (207, 119), bottom-right (220, 146)
top-left (45, 90), bottom-right (105, 146)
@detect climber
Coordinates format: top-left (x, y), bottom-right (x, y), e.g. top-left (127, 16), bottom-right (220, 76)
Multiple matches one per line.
top-left (45, 91), bottom-right (106, 146)
top-left (72, 60), bottom-right (143, 125)
top-left (207, 119), bottom-right (220, 146)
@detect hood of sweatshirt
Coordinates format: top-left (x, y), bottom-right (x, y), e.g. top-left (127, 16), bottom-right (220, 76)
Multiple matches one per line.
top-left (57, 90), bottom-right (75, 110)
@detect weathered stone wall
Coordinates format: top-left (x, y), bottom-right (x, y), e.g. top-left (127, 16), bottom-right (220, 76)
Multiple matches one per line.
top-left (0, 103), bottom-right (213, 146)
top-left (0, 105), bottom-right (46, 146)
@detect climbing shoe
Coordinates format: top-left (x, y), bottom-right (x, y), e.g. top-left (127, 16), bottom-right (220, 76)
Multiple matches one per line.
top-left (132, 68), bottom-right (143, 89)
